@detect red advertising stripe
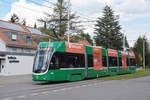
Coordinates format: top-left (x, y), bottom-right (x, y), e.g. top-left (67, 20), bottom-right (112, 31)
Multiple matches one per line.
top-left (108, 49), bottom-right (117, 57)
top-left (121, 51), bottom-right (127, 69)
top-left (66, 42), bottom-right (85, 54)
top-left (93, 47), bottom-right (103, 70)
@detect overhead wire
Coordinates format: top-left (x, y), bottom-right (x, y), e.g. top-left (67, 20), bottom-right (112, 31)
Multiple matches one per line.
top-left (42, 0), bottom-right (57, 6)
top-left (27, 0), bottom-right (53, 9)
top-left (2, 0), bottom-right (97, 24)
top-left (1, 0), bottom-right (138, 44)
top-left (2, 0), bottom-right (45, 13)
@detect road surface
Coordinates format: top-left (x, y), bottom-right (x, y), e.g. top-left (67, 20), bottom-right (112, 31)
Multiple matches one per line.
top-left (0, 75), bottom-right (150, 100)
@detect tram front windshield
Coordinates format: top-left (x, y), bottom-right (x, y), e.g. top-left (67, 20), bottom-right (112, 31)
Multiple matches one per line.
top-left (33, 47), bottom-right (53, 73)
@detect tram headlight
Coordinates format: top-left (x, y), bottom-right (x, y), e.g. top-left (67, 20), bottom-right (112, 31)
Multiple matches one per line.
top-left (36, 76), bottom-right (39, 80)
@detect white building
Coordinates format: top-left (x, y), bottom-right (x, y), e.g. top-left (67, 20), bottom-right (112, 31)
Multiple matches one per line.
top-left (0, 20), bottom-right (47, 76)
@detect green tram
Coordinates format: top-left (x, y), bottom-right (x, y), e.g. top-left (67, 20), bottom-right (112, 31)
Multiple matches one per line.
top-left (32, 41), bottom-right (136, 82)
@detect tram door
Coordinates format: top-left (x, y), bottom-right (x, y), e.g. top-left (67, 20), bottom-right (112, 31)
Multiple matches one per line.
top-left (93, 47), bottom-right (103, 70)
top-left (122, 51), bottom-right (127, 69)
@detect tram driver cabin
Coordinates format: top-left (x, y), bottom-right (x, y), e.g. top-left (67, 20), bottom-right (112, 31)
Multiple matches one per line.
top-left (32, 41), bottom-right (136, 82)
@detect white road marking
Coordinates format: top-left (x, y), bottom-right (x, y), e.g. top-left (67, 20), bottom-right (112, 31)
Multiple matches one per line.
top-left (17, 95), bottom-right (26, 98)
top-left (74, 86), bottom-right (81, 88)
top-left (28, 82), bottom-right (100, 97)
top-left (59, 88), bottom-right (66, 91)
top-left (41, 91), bottom-right (49, 94)
top-left (51, 84), bottom-right (92, 93)
top-left (2, 97), bottom-right (12, 100)
top-left (30, 93), bottom-right (39, 96)
top-left (51, 83), bottom-right (97, 93)
top-left (52, 89), bottom-right (60, 92)
top-left (81, 85), bottom-right (87, 87)
top-left (87, 84), bottom-right (92, 86)
top-left (66, 87), bottom-right (74, 90)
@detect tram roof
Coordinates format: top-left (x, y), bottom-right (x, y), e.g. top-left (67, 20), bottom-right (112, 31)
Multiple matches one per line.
top-left (38, 41), bottom-right (134, 58)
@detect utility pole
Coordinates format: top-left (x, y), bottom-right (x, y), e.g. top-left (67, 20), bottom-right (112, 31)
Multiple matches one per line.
top-left (143, 39), bottom-right (145, 69)
top-left (67, 0), bottom-right (70, 42)
top-left (92, 37), bottom-right (96, 46)
top-left (123, 31), bottom-right (126, 51)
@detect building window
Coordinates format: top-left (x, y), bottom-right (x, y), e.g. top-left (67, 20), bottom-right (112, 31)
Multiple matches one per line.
top-left (26, 49), bottom-right (31, 52)
top-left (12, 48), bottom-right (17, 51)
top-left (11, 33), bottom-right (17, 41)
top-left (20, 34), bottom-right (31, 44)
top-left (4, 32), bottom-right (18, 42)
top-left (26, 36), bottom-right (31, 44)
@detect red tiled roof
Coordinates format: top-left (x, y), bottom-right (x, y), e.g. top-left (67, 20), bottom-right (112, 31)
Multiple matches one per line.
top-left (0, 20), bottom-right (46, 48)
top-left (0, 28), bottom-right (37, 48)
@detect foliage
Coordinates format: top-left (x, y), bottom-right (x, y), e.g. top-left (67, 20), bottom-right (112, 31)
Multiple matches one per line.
top-left (21, 19), bottom-right (26, 25)
top-left (9, 13), bottom-right (27, 25)
top-left (94, 5), bottom-right (124, 50)
top-left (34, 23), bottom-right (37, 28)
top-left (9, 13), bottom-right (20, 23)
top-left (132, 36), bottom-right (150, 68)
top-left (71, 33), bottom-right (93, 45)
top-left (38, 0), bottom-right (82, 41)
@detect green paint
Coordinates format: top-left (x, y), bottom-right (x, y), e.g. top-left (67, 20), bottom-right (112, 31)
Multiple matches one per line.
top-left (102, 48), bottom-right (107, 56)
top-left (32, 66), bottom-right (136, 82)
top-left (33, 41), bottom-right (136, 82)
top-left (86, 46), bottom-right (93, 55)
top-left (118, 51), bottom-right (122, 57)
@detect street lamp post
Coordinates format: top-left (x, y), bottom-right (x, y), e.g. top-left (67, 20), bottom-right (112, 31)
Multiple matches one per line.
top-left (67, 0), bottom-right (70, 42)
top-left (143, 39), bottom-right (145, 69)
top-left (123, 30), bottom-right (126, 51)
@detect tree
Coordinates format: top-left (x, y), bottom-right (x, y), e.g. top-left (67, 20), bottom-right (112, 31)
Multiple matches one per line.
top-left (71, 33), bottom-right (93, 45)
top-left (94, 5), bottom-right (123, 50)
top-left (9, 13), bottom-right (20, 23)
top-left (9, 13), bottom-right (27, 25)
top-left (21, 19), bottom-right (26, 25)
top-left (39, 0), bottom-right (82, 41)
top-left (132, 36), bottom-right (150, 68)
top-left (34, 23), bottom-right (37, 28)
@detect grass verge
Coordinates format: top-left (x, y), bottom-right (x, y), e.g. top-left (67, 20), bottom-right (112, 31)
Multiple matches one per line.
top-left (97, 68), bottom-right (150, 80)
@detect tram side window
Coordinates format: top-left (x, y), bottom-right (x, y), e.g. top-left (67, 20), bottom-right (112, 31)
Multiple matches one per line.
top-left (119, 57), bottom-right (122, 66)
top-left (130, 58), bottom-right (136, 66)
top-left (109, 56), bottom-right (118, 67)
top-left (88, 55), bottom-right (93, 67)
top-left (49, 52), bottom-right (85, 69)
top-left (127, 58), bottom-right (130, 66)
top-left (102, 56), bottom-right (107, 67)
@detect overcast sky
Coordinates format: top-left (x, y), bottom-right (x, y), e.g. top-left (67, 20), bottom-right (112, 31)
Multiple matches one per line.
top-left (0, 0), bottom-right (150, 47)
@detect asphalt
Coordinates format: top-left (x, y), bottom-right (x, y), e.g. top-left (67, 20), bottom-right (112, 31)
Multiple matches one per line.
top-left (0, 75), bottom-right (150, 100)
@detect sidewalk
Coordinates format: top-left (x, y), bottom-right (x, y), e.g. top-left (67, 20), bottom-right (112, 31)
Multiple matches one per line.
top-left (0, 74), bottom-right (32, 85)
